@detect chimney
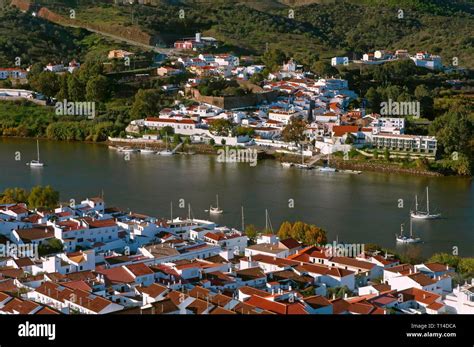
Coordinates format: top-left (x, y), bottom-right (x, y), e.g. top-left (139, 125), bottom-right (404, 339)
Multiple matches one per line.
top-left (409, 268), bottom-right (412, 274)
top-left (344, 293), bottom-right (348, 299)
top-left (195, 33), bottom-right (201, 43)
top-left (446, 264), bottom-right (449, 270)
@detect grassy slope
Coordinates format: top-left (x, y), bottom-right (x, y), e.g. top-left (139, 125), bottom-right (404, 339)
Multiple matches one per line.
top-left (28, 0), bottom-right (474, 68)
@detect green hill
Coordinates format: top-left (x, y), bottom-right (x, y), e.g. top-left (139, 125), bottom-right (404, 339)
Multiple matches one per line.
top-left (18, 0), bottom-right (473, 69)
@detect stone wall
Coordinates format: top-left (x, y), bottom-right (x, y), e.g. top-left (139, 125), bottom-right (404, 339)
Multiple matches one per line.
top-left (189, 88), bottom-right (279, 110)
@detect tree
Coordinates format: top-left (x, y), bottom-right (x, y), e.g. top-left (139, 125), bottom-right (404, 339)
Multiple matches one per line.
top-left (291, 221), bottom-right (307, 242)
top-left (277, 221), bottom-right (293, 240)
top-left (428, 253), bottom-right (461, 269)
top-left (458, 258), bottom-right (474, 276)
top-left (209, 119), bottom-right (233, 137)
top-left (414, 84), bottom-right (433, 118)
top-left (38, 238), bottom-right (64, 256)
top-left (27, 185), bottom-right (59, 209)
top-left (86, 75), bottom-right (109, 102)
top-left (0, 187), bottom-right (28, 204)
top-left (429, 108), bottom-right (474, 160)
top-left (30, 71), bottom-right (60, 97)
top-left (384, 148), bottom-right (390, 161)
top-left (173, 133), bottom-right (181, 144)
top-left (130, 89), bottom-right (163, 120)
top-left (245, 224), bottom-right (258, 240)
top-left (281, 117), bottom-right (306, 145)
top-left (304, 225), bottom-right (327, 245)
top-left (311, 61), bottom-right (338, 77)
top-left (67, 74), bottom-right (85, 101)
top-left (365, 87), bottom-right (381, 114)
top-left (159, 126), bottom-right (174, 138)
top-left (262, 48), bottom-right (286, 72)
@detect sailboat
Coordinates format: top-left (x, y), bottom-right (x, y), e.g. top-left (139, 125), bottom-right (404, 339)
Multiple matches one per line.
top-left (396, 219), bottom-right (421, 244)
top-left (209, 194), bottom-right (223, 214)
top-left (27, 140), bottom-right (44, 167)
top-left (411, 187), bottom-right (441, 220)
top-left (159, 134), bottom-right (174, 156)
top-left (295, 145), bottom-right (312, 170)
top-left (319, 152), bottom-right (336, 172)
top-left (140, 145), bottom-right (155, 154)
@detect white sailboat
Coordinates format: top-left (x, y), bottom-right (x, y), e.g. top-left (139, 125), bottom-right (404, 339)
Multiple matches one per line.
top-left (295, 145), bottom-right (312, 170)
top-left (27, 140), bottom-right (44, 167)
top-left (209, 194), bottom-right (223, 214)
top-left (159, 134), bottom-right (174, 156)
top-left (411, 187), bottom-right (441, 220)
top-left (281, 162), bottom-right (293, 168)
top-left (140, 145), bottom-right (155, 154)
top-left (319, 153), bottom-right (336, 172)
top-left (396, 219), bottom-right (421, 244)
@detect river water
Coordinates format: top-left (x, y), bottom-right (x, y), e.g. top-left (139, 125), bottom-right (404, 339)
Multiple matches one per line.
top-left (1, 138), bottom-right (473, 258)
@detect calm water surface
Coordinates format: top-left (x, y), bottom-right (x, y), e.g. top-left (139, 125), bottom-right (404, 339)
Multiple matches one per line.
top-left (1, 138), bottom-right (473, 257)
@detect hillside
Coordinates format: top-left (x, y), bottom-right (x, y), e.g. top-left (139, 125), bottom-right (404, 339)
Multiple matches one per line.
top-left (14, 0), bottom-right (473, 69)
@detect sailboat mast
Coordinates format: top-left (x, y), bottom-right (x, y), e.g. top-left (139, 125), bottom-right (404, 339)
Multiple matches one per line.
top-left (410, 218), bottom-right (413, 237)
top-left (37, 139), bottom-right (40, 161)
top-left (415, 195), bottom-right (418, 212)
top-left (188, 203), bottom-right (191, 220)
top-left (216, 194), bottom-right (219, 209)
top-left (241, 206), bottom-right (245, 231)
top-left (265, 209), bottom-right (268, 231)
top-left (170, 201), bottom-right (173, 220)
top-left (426, 187), bottom-right (430, 214)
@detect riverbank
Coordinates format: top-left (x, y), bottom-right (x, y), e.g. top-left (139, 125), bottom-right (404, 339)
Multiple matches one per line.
top-left (107, 137), bottom-right (459, 177)
top-left (274, 152), bottom-right (446, 177)
top-left (3, 135), bottom-right (468, 178)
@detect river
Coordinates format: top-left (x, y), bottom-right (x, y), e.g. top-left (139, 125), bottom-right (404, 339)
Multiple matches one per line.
top-left (1, 138), bottom-right (473, 258)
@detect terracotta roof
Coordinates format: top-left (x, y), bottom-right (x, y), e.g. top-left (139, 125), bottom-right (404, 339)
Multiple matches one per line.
top-left (279, 238), bottom-right (301, 250)
top-left (16, 227), bottom-right (55, 241)
top-left (125, 263), bottom-right (154, 277)
top-left (96, 267), bottom-right (135, 285)
top-left (398, 287), bottom-right (441, 305)
top-left (1, 297), bottom-right (40, 314)
top-left (138, 283), bottom-right (168, 298)
top-left (303, 295), bottom-right (332, 309)
top-left (423, 262), bottom-right (450, 272)
top-left (246, 295), bottom-right (307, 315)
top-left (407, 272), bottom-right (437, 287)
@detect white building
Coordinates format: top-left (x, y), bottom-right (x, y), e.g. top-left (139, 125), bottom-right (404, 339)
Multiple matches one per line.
top-left (444, 280), bottom-right (474, 314)
top-left (372, 133), bottom-right (437, 154)
top-left (410, 52), bottom-right (442, 70)
top-left (331, 57), bottom-right (348, 66)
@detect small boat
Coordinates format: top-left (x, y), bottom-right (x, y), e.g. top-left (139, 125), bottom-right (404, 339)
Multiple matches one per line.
top-left (281, 162), bottom-right (293, 168)
top-left (121, 147), bottom-right (138, 153)
top-left (410, 187), bottom-right (441, 220)
top-left (396, 220), bottom-right (421, 244)
top-left (140, 147), bottom-right (156, 154)
top-left (159, 134), bottom-right (174, 156)
top-left (318, 166), bottom-right (336, 173)
top-left (295, 163), bottom-right (313, 170)
top-left (209, 194), bottom-right (223, 214)
top-left (27, 140), bottom-right (44, 167)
